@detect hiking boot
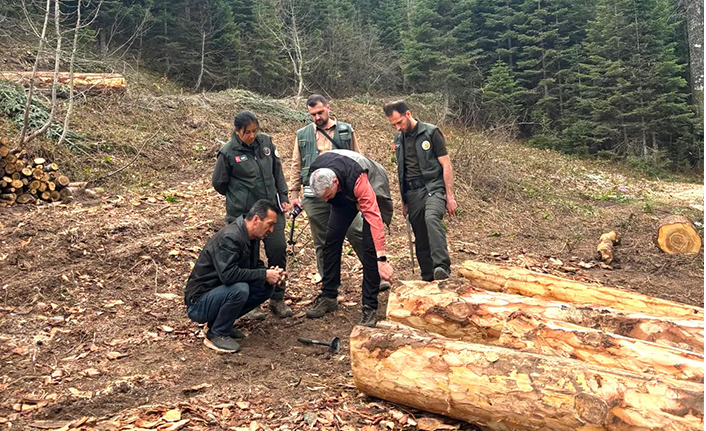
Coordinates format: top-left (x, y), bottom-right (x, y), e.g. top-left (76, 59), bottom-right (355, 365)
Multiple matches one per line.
top-left (305, 296), bottom-right (338, 318)
top-left (379, 280), bottom-right (391, 292)
top-left (269, 299), bottom-right (293, 318)
top-left (360, 305), bottom-right (378, 328)
top-left (433, 266), bottom-right (450, 281)
top-left (204, 331), bottom-right (241, 353)
top-left (244, 308), bottom-right (266, 321)
top-left (230, 327), bottom-right (246, 339)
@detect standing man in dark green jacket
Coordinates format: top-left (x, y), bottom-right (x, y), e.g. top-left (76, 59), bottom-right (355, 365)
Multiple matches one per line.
top-left (212, 111), bottom-right (292, 318)
top-left (290, 95), bottom-right (389, 290)
top-left (384, 100), bottom-right (457, 281)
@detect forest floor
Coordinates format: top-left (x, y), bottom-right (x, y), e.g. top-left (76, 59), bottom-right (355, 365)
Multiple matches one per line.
top-left (0, 87), bottom-right (703, 431)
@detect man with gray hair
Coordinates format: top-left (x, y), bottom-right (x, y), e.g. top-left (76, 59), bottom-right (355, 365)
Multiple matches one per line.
top-left (305, 150), bottom-right (393, 327)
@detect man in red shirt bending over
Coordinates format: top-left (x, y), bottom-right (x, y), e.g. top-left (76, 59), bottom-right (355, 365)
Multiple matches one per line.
top-left (304, 150), bottom-right (394, 327)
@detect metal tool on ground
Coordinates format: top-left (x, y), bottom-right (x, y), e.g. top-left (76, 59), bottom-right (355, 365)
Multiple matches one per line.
top-left (288, 204), bottom-right (303, 245)
top-left (297, 336), bottom-right (341, 353)
top-left (405, 215), bottom-right (415, 273)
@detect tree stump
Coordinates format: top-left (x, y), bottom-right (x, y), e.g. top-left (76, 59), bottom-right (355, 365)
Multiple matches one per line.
top-left (656, 215), bottom-right (702, 254)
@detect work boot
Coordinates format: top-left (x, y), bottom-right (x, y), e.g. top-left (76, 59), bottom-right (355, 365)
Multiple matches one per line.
top-left (244, 308), bottom-right (266, 321)
top-left (433, 266), bottom-right (450, 281)
top-left (305, 296), bottom-right (338, 318)
top-left (379, 280), bottom-right (391, 291)
top-left (359, 305), bottom-right (378, 328)
top-left (204, 331), bottom-right (241, 353)
top-left (269, 299), bottom-right (293, 318)
top-left (230, 327), bottom-right (246, 339)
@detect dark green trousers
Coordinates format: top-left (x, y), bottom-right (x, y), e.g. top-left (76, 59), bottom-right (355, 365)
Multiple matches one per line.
top-left (302, 195), bottom-right (364, 277)
top-left (405, 188), bottom-right (451, 281)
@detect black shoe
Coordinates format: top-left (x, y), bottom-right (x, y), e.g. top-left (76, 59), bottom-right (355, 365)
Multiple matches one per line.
top-left (230, 327), bottom-right (246, 339)
top-left (204, 331), bottom-right (241, 353)
top-left (360, 305), bottom-right (378, 327)
top-left (305, 296), bottom-right (338, 318)
top-left (269, 299), bottom-right (293, 318)
top-left (379, 280), bottom-right (391, 292)
top-left (433, 266), bottom-right (450, 280)
top-left (243, 308), bottom-right (266, 321)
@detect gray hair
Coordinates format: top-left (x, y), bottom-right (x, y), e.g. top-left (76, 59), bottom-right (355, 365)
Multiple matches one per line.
top-left (309, 168), bottom-right (337, 197)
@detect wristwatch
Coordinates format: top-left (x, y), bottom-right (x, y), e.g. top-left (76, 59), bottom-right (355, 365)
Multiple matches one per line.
top-left (377, 256), bottom-right (387, 262)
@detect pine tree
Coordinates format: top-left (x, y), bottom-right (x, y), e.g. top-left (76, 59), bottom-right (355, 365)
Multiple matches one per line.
top-left (566, 0), bottom-right (696, 164)
top-left (482, 60), bottom-right (522, 125)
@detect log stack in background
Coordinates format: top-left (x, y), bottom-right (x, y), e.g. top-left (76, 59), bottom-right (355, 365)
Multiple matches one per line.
top-left (350, 260), bottom-right (705, 431)
top-left (0, 138), bottom-right (72, 206)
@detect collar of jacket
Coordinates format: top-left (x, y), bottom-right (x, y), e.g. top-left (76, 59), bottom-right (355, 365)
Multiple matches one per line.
top-left (405, 120), bottom-right (428, 139)
top-left (230, 133), bottom-right (261, 152)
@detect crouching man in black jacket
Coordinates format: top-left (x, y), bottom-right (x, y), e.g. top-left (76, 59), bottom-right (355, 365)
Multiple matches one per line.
top-left (184, 200), bottom-right (284, 353)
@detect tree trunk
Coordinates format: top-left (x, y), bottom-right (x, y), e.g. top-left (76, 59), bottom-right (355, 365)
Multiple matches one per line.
top-left (683, 0), bottom-right (704, 117)
top-left (350, 323), bottom-right (704, 431)
top-left (1, 72), bottom-right (127, 95)
top-left (458, 260), bottom-right (704, 320)
top-left (656, 215), bottom-right (702, 255)
top-left (387, 282), bottom-right (704, 381)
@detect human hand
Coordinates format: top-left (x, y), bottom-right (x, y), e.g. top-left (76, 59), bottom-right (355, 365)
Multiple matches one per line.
top-left (290, 198), bottom-right (302, 209)
top-left (266, 268), bottom-right (284, 285)
top-left (446, 196), bottom-right (457, 217)
top-left (377, 261), bottom-right (393, 282)
top-left (402, 204), bottom-right (408, 218)
top-left (280, 201), bottom-right (291, 213)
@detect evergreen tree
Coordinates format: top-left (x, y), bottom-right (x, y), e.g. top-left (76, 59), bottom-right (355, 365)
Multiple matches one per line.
top-left (482, 60), bottom-right (522, 125)
top-left (566, 0), bottom-right (696, 165)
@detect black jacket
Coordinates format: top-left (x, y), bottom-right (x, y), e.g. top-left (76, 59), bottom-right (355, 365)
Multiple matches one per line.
top-left (184, 216), bottom-right (267, 306)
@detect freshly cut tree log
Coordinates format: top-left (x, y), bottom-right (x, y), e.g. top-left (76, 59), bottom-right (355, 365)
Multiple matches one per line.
top-left (0, 72), bottom-right (126, 94)
top-left (459, 260), bottom-right (704, 320)
top-left (597, 231), bottom-right (618, 263)
top-left (388, 282), bottom-right (704, 381)
top-left (351, 323), bottom-right (704, 431)
top-left (16, 193), bottom-right (35, 204)
top-left (657, 215), bottom-right (702, 254)
top-left (389, 281), bottom-right (704, 353)
top-left (56, 175), bottom-right (70, 187)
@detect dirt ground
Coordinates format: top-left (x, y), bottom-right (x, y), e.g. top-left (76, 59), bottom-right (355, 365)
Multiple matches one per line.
top-left (0, 94), bottom-right (703, 431)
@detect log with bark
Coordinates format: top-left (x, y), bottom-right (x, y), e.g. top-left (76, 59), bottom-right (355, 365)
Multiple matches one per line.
top-left (388, 281), bottom-right (705, 353)
top-left (350, 322), bottom-right (704, 431)
top-left (387, 282), bottom-right (704, 381)
top-left (0, 71), bottom-right (126, 95)
top-left (656, 215), bottom-right (702, 255)
top-left (597, 231), bottom-right (618, 263)
top-left (459, 260), bottom-right (704, 320)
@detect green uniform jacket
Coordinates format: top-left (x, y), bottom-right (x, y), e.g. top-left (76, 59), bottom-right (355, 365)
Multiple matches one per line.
top-left (212, 133), bottom-right (289, 222)
top-left (394, 121), bottom-right (446, 203)
top-left (296, 121), bottom-right (353, 187)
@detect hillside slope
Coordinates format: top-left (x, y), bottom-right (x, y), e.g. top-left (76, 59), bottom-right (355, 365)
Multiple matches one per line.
top-left (0, 88), bottom-right (702, 429)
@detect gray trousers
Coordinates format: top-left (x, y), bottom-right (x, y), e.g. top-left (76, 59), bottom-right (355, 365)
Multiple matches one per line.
top-left (302, 195), bottom-right (364, 277)
top-left (405, 188), bottom-right (451, 281)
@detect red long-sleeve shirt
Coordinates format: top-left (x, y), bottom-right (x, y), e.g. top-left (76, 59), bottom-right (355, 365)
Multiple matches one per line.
top-left (353, 173), bottom-right (386, 254)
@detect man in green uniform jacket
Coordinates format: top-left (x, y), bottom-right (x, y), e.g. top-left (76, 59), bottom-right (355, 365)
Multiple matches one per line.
top-left (384, 100), bottom-right (458, 281)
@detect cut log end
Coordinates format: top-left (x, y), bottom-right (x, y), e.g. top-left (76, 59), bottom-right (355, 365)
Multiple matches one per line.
top-left (657, 215), bottom-right (702, 255)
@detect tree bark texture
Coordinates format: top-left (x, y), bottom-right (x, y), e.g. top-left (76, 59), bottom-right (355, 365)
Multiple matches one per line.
top-left (683, 0), bottom-right (704, 117)
top-left (350, 323), bottom-right (704, 431)
top-left (458, 261), bottom-right (703, 320)
top-left (388, 281), bottom-right (704, 353)
top-left (387, 282), bottom-right (704, 382)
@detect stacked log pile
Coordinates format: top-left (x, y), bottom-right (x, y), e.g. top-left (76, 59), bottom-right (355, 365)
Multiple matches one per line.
top-left (0, 72), bottom-right (127, 95)
top-left (350, 260), bottom-right (704, 431)
top-left (0, 138), bottom-right (72, 206)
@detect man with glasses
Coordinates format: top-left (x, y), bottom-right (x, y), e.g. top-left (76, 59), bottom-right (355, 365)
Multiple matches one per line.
top-left (290, 95), bottom-right (390, 290)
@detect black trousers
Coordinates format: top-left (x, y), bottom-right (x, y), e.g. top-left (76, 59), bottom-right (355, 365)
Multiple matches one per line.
top-left (320, 200), bottom-right (380, 309)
